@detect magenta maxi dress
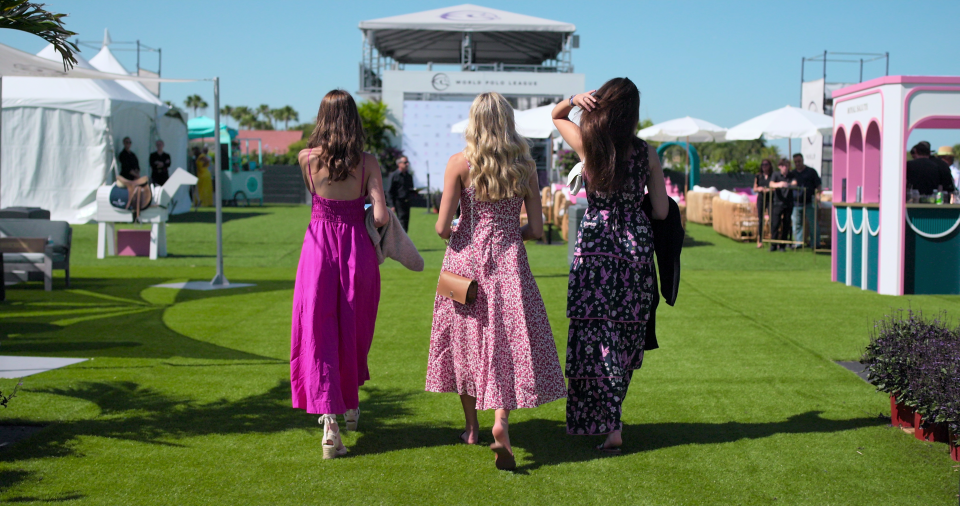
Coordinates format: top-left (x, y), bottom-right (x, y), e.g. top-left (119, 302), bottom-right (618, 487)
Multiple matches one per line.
top-left (291, 162), bottom-right (380, 415)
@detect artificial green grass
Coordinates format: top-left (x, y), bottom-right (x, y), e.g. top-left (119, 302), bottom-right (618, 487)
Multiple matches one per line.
top-left (1, 207), bottom-right (959, 505)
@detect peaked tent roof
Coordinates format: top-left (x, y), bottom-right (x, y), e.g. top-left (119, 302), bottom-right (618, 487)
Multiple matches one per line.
top-left (359, 4), bottom-right (575, 65)
top-left (3, 45), bottom-right (159, 115)
top-left (359, 4), bottom-right (575, 32)
top-left (0, 42), bottom-right (191, 83)
top-left (89, 45), bottom-right (163, 105)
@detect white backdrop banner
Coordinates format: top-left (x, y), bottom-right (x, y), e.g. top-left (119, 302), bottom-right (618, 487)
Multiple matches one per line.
top-left (402, 100), bottom-right (471, 190)
top-left (801, 78), bottom-right (825, 173)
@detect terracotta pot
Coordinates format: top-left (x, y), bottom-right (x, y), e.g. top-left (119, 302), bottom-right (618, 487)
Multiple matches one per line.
top-left (951, 430), bottom-right (959, 462)
top-left (913, 412), bottom-right (949, 443)
top-left (890, 395), bottom-right (914, 428)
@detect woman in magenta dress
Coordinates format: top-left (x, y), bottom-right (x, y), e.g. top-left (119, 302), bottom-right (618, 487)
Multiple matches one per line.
top-left (426, 92), bottom-right (567, 471)
top-left (290, 89), bottom-right (389, 460)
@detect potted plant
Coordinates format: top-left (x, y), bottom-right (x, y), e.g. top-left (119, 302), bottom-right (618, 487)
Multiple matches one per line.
top-left (863, 310), bottom-right (960, 445)
top-left (862, 311), bottom-right (921, 428)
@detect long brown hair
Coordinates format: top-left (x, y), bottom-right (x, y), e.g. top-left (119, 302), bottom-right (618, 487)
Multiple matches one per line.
top-left (580, 77), bottom-right (640, 194)
top-left (307, 90), bottom-right (365, 183)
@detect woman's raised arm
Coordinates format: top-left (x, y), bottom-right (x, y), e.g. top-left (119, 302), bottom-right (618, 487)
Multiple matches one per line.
top-left (551, 91), bottom-right (596, 160)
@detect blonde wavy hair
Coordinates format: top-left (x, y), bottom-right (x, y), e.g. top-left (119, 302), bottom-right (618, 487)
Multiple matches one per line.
top-left (464, 92), bottom-right (535, 202)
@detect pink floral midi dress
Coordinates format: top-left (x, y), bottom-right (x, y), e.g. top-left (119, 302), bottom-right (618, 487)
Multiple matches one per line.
top-left (426, 185), bottom-right (566, 410)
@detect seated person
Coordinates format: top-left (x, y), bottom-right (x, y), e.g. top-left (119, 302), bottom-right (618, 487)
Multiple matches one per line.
top-left (907, 141), bottom-right (956, 195)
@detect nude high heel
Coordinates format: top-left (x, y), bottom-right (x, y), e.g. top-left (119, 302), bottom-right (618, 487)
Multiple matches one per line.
top-left (320, 415), bottom-right (348, 459)
top-left (344, 408), bottom-right (359, 432)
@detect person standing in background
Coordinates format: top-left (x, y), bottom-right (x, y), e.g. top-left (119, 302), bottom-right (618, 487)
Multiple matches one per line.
top-left (936, 146), bottom-right (958, 190)
top-left (193, 146), bottom-right (213, 207)
top-left (767, 159), bottom-right (794, 251)
top-left (907, 142), bottom-right (955, 195)
top-left (150, 140), bottom-right (171, 186)
top-left (386, 156), bottom-right (415, 232)
top-left (788, 153), bottom-right (821, 249)
top-left (117, 137), bottom-right (140, 180)
top-left (753, 159), bottom-right (773, 249)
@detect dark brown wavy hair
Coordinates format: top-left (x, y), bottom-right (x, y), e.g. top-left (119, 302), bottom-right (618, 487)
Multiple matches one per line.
top-left (580, 77), bottom-right (640, 194)
top-left (307, 90), bottom-right (365, 183)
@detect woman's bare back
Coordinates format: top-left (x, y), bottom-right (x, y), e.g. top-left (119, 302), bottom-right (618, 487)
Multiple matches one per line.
top-left (299, 149), bottom-right (370, 201)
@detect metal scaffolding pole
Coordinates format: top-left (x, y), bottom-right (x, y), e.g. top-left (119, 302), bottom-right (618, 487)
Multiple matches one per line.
top-left (210, 77), bottom-right (228, 286)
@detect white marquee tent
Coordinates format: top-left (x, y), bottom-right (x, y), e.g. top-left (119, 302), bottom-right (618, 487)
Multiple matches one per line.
top-left (2, 44), bottom-right (189, 223)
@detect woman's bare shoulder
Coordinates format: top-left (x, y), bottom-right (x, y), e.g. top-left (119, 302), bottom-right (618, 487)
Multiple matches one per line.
top-left (447, 152), bottom-right (468, 169)
top-left (298, 147), bottom-right (314, 165)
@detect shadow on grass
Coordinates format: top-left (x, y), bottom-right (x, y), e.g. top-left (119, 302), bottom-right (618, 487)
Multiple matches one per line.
top-left (683, 235), bottom-right (714, 248)
top-left (510, 411), bottom-right (888, 472)
top-left (0, 380), bottom-right (447, 492)
top-left (0, 377), bottom-right (889, 489)
top-left (167, 210), bottom-right (270, 224)
top-left (1, 277), bottom-right (293, 361)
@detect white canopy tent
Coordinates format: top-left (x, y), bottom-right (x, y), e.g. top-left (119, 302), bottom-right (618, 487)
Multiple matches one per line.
top-left (2, 44), bottom-right (189, 223)
top-left (0, 41), bottom-right (231, 287)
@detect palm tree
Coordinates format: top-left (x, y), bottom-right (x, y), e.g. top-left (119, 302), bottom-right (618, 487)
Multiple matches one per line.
top-left (257, 104), bottom-right (272, 127)
top-left (184, 94), bottom-right (208, 118)
top-left (230, 106), bottom-right (252, 124)
top-left (0, 0), bottom-right (78, 70)
top-left (272, 106), bottom-right (299, 130)
top-left (220, 105), bottom-right (234, 127)
top-left (357, 100), bottom-right (396, 155)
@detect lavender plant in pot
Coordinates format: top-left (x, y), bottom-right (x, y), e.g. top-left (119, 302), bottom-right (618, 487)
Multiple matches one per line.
top-left (907, 321), bottom-right (955, 443)
top-left (861, 310), bottom-right (919, 428)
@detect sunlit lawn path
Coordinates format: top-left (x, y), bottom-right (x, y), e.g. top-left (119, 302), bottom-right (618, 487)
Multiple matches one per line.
top-left (1, 206), bottom-right (957, 504)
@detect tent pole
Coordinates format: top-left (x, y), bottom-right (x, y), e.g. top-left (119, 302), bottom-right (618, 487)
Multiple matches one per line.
top-left (211, 77), bottom-right (228, 286)
top-left (685, 135), bottom-right (691, 192)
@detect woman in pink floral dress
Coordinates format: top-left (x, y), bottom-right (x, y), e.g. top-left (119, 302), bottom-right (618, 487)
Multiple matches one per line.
top-left (426, 92), bottom-right (566, 471)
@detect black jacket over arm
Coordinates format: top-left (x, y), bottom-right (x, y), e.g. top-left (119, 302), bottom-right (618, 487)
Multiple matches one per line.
top-left (641, 196), bottom-right (684, 350)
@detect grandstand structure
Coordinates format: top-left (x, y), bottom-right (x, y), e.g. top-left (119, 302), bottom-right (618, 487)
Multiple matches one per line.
top-left (358, 4), bottom-right (585, 188)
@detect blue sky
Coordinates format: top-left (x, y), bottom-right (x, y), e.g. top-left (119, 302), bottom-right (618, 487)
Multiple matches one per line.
top-left (3, 0), bottom-right (960, 152)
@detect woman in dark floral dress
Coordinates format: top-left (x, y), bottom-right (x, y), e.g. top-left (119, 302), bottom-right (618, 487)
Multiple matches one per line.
top-left (552, 78), bottom-right (669, 452)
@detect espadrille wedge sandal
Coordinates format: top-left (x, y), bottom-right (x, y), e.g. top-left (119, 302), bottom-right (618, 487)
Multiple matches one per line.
top-left (320, 415), bottom-right (348, 459)
top-left (344, 408), bottom-right (359, 432)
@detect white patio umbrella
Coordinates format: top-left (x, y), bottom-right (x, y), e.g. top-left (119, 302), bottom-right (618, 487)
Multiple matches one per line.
top-left (637, 116), bottom-right (727, 191)
top-left (636, 116), bottom-right (727, 143)
top-left (725, 105), bottom-right (834, 154)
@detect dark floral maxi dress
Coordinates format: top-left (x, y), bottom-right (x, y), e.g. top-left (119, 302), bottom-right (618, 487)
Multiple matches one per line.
top-left (566, 139), bottom-right (656, 435)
